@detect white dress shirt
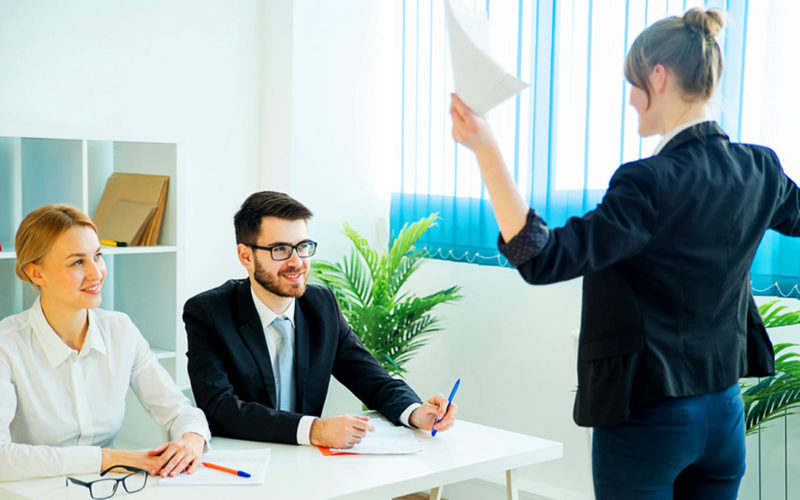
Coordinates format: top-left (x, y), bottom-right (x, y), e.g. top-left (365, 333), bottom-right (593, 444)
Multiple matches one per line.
top-left (653, 117), bottom-right (713, 155)
top-left (0, 298), bottom-right (211, 481)
top-left (249, 287), bottom-right (420, 445)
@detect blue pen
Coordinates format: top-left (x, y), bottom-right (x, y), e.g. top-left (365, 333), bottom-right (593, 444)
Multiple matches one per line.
top-left (432, 378), bottom-right (460, 437)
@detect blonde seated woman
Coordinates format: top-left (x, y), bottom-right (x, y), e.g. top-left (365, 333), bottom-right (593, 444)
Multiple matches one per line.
top-left (0, 204), bottom-right (210, 481)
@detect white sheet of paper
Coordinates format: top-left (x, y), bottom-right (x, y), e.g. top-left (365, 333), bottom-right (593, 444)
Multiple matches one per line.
top-left (445, 0), bottom-right (528, 114)
top-left (159, 448), bottom-right (271, 486)
top-left (331, 419), bottom-right (422, 455)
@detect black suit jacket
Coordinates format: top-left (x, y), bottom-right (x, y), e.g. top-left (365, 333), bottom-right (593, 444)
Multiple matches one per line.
top-left (184, 279), bottom-right (422, 444)
top-left (499, 122), bottom-right (800, 427)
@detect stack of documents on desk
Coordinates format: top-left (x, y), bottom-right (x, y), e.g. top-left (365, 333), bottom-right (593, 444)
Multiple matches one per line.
top-left (160, 448), bottom-right (270, 486)
top-left (330, 419), bottom-right (422, 455)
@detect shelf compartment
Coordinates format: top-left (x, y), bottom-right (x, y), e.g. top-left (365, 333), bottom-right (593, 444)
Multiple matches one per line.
top-left (109, 142), bottom-right (177, 246)
top-left (20, 138), bottom-right (84, 216)
top-left (0, 261), bottom-right (23, 319)
top-left (0, 137), bottom-right (21, 246)
top-left (102, 252), bottom-right (177, 354)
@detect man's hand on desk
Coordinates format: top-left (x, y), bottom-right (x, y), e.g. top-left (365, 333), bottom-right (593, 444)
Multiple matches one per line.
top-left (409, 394), bottom-right (458, 432)
top-left (310, 414), bottom-right (375, 449)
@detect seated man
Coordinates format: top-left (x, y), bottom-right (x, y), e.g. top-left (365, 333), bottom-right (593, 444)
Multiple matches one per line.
top-left (184, 191), bottom-right (457, 448)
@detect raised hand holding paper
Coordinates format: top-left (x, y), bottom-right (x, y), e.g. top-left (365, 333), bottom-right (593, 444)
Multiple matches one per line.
top-left (444, 0), bottom-right (528, 114)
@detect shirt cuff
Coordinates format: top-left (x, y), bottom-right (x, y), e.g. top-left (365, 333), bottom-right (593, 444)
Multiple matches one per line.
top-left (497, 208), bottom-right (550, 267)
top-left (168, 410), bottom-right (212, 451)
top-left (400, 403), bottom-right (422, 427)
top-left (60, 446), bottom-right (103, 475)
top-left (297, 415), bottom-right (317, 445)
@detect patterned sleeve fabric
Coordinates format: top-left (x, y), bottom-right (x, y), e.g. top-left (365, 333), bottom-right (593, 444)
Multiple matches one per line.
top-left (497, 208), bottom-right (550, 267)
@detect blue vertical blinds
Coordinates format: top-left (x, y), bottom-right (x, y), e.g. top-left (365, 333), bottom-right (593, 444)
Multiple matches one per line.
top-left (393, 1), bottom-right (800, 298)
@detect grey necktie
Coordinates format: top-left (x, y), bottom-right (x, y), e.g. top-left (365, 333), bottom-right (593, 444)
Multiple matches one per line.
top-left (271, 317), bottom-right (296, 412)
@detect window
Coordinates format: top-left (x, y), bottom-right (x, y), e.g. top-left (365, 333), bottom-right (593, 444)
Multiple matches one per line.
top-left (738, 1), bottom-right (800, 296)
top-left (392, 0), bottom-right (701, 265)
top-left (393, 0), bottom-right (800, 297)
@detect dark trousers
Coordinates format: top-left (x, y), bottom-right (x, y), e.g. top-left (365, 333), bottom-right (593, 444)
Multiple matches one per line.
top-left (592, 383), bottom-right (746, 500)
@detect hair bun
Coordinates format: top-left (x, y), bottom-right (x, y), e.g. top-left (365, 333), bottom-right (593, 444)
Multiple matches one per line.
top-left (683, 7), bottom-right (725, 39)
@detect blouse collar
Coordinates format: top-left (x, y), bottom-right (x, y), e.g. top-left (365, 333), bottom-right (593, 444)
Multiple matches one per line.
top-left (29, 296), bottom-right (108, 368)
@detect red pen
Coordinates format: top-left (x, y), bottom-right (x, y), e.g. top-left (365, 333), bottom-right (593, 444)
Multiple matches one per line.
top-left (201, 462), bottom-right (251, 478)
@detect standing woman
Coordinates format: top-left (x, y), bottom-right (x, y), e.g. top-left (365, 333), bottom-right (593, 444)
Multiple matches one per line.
top-left (0, 204), bottom-right (211, 481)
top-left (451, 7), bottom-right (800, 499)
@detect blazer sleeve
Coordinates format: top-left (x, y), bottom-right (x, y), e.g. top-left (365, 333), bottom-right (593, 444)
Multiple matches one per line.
top-left (768, 150), bottom-right (800, 236)
top-left (184, 296), bottom-right (303, 444)
top-left (325, 288), bottom-right (422, 424)
top-left (503, 161), bottom-right (660, 284)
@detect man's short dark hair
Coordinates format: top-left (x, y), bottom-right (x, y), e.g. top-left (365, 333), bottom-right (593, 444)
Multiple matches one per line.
top-left (234, 191), bottom-right (313, 244)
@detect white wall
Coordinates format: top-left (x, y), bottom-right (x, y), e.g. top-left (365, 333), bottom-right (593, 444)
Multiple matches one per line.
top-left (286, 0), bottom-right (401, 258)
top-left (402, 262), bottom-right (593, 497)
top-left (0, 0), bottom-right (262, 298)
top-left (260, 0), bottom-right (294, 193)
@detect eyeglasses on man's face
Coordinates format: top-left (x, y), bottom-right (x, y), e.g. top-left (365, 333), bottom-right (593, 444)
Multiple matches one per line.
top-left (66, 465), bottom-right (148, 499)
top-left (246, 240), bottom-right (318, 261)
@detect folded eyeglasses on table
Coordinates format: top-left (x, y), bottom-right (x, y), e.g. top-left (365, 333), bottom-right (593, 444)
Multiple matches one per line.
top-left (66, 465), bottom-right (148, 499)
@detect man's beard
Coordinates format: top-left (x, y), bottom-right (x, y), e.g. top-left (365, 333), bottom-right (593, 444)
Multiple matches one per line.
top-left (253, 258), bottom-right (307, 298)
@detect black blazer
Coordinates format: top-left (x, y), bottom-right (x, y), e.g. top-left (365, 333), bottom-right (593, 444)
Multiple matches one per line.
top-left (499, 122), bottom-right (800, 427)
top-left (184, 279), bottom-right (422, 444)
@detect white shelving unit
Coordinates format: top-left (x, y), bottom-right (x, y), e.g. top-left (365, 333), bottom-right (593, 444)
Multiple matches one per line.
top-left (0, 131), bottom-right (186, 448)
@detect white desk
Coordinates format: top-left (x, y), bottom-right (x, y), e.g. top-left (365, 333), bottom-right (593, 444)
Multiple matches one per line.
top-left (0, 420), bottom-right (562, 500)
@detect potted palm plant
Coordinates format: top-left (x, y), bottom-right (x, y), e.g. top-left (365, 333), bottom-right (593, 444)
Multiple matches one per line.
top-left (741, 300), bottom-right (800, 434)
top-left (312, 213), bottom-right (461, 377)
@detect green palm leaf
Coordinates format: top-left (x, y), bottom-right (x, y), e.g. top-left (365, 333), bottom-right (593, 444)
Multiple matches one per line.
top-left (387, 214), bottom-right (437, 275)
top-left (312, 213), bottom-right (461, 377)
top-left (759, 300), bottom-right (800, 328)
top-left (741, 300), bottom-right (800, 435)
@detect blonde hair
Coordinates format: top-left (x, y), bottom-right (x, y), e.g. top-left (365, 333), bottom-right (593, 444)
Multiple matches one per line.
top-left (625, 7), bottom-right (725, 107)
top-left (15, 204), bottom-right (97, 285)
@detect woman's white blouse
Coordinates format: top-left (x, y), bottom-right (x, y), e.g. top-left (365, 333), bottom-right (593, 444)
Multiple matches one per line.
top-left (0, 298), bottom-right (211, 481)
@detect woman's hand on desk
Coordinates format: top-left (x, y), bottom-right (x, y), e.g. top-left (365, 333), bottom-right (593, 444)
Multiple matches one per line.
top-left (310, 414), bottom-right (375, 449)
top-left (101, 448), bottom-right (162, 473)
top-left (410, 394), bottom-right (458, 433)
top-left (146, 432), bottom-right (206, 478)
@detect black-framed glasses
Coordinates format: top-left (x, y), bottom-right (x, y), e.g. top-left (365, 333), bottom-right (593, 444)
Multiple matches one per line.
top-left (66, 465), bottom-right (148, 499)
top-left (246, 240), bottom-right (318, 261)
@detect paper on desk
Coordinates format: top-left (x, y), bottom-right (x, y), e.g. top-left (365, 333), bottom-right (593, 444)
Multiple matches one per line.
top-left (159, 448), bottom-right (270, 486)
top-left (445, 0), bottom-right (528, 114)
top-left (330, 419), bottom-right (422, 455)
